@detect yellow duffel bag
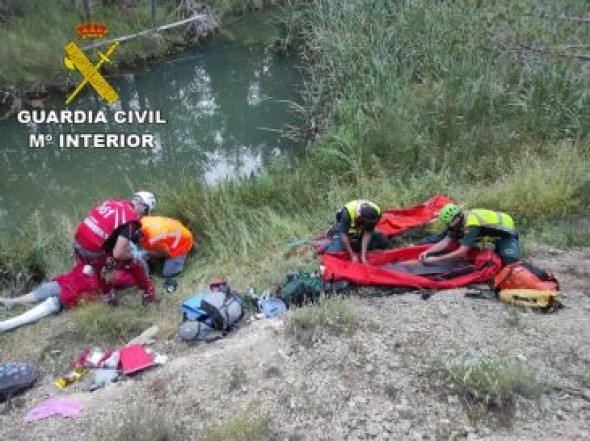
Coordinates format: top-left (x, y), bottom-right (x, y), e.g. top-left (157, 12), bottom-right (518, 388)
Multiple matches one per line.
top-left (499, 289), bottom-right (561, 312)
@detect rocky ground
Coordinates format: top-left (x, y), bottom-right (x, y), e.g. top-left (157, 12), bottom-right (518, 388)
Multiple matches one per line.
top-left (1, 247), bottom-right (589, 440)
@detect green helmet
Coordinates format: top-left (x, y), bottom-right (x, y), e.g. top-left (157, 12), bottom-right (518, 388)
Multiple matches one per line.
top-left (439, 203), bottom-right (462, 225)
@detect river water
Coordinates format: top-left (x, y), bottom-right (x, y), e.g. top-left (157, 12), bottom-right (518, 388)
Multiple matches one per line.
top-left (0, 13), bottom-right (303, 232)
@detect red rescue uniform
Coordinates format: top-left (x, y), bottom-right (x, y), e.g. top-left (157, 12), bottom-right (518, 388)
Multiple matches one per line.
top-left (74, 199), bottom-right (138, 254)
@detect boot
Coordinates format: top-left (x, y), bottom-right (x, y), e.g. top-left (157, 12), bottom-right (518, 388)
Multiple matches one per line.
top-left (141, 285), bottom-right (158, 306)
top-left (125, 258), bottom-right (157, 306)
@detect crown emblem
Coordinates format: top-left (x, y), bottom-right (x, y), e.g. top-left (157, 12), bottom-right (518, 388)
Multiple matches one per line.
top-left (76, 23), bottom-right (109, 39)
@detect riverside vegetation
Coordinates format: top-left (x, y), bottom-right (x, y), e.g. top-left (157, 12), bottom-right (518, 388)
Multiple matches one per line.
top-left (0, 1), bottom-right (589, 437)
top-left (0, 0), bottom-right (284, 89)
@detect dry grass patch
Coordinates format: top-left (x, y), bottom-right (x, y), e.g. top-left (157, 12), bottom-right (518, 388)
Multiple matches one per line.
top-left (90, 403), bottom-right (184, 441)
top-left (200, 410), bottom-right (271, 441)
top-left (442, 352), bottom-right (546, 409)
top-left (285, 297), bottom-right (361, 341)
top-left (71, 301), bottom-right (156, 345)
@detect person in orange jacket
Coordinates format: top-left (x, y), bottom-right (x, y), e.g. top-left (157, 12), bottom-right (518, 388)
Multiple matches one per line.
top-left (138, 216), bottom-right (195, 279)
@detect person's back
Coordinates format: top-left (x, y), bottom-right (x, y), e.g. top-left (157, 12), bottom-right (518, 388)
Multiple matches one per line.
top-left (140, 216), bottom-right (193, 258)
top-left (325, 200), bottom-right (388, 263)
top-left (74, 199), bottom-right (138, 254)
top-left (140, 216), bottom-right (194, 279)
top-left (463, 209), bottom-right (516, 241)
top-left (422, 204), bottom-right (520, 267)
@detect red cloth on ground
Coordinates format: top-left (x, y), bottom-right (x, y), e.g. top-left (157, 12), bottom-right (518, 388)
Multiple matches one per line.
top-left (376, 194), bottom-right (454, 236)
top-left (321, 245), bottom-right (501, 289)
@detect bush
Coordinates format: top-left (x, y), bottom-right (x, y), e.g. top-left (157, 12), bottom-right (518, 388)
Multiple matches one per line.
top-left (90, 403), bottom-right (182, 441)
top-left (442, 352), bottom-right (546, 408)
top-left (285, 297), bottom-right (360, 339)
top-left (201, 411), bottom-right (271, 441)
top-left (469, 145), bottom-right (589, 221)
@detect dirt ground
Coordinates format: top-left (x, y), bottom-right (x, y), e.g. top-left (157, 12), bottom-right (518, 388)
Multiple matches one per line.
top-left (1, 247), bottom-right (589, 440)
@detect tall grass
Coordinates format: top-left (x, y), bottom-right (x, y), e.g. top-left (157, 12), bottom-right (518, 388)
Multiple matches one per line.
top-left (0, 211), bottom-right (73, 293)
top-left (0, 0), bottom-right (288, 88)
top-left (206, 0), bottom-right (287, 16)
top-left (294, 0), bottom-right (590, 181)
top-left (0, 1), bottom-right (189, 87)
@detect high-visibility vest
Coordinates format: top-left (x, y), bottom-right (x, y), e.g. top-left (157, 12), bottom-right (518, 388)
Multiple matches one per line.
top-left (140, 216), bottom-right (194, 258)
top-left (74, 199), bottom-right (138, 253)
top-left (464, 209), bottom-right (516, 236)
top-left (344, 200), bottom-right (381, 234)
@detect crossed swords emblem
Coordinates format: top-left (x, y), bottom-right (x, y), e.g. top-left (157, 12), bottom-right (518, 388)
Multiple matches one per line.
top-left (64, 41), bottom-right (120, 105)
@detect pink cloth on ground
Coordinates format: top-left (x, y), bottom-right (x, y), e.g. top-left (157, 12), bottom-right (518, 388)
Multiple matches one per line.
top-left (25, 397), bottom-right (84, 421)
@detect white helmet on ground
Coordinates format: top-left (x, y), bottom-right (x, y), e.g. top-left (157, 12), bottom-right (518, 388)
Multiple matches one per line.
top-left (133, 191), bottom-right (156, 214)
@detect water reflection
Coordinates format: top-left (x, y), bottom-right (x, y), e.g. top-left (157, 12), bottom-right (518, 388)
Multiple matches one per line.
top-left (0, 40), bottom-right (302, 230)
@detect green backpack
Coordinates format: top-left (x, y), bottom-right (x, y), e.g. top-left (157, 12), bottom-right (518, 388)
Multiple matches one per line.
top-left (276, 272), bottom-right (325, 308)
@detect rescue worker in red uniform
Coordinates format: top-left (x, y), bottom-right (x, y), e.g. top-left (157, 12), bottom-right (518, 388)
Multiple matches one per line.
top-left (73, 191), bottom-right (157, 305)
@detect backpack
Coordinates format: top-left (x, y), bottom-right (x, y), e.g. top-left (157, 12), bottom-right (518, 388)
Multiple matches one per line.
top-left (494, 261), bottom-right (559, 291)
top-left (200, 290), bottom-right (245, 332)
top-left (276, 272), bottom-right (325, 308)
top-left (179, 282), bottom-right (244, 340)
top-left (178, 320), bottom-right (222, 343)
top-left (0, 362), bottom-right (38, 402)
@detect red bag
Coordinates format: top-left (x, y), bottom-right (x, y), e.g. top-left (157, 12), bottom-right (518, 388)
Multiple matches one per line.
top-left (494, 262), bottom-right (559, 291)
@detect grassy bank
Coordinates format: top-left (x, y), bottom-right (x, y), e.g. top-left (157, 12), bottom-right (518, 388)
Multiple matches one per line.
top-left (1, 0), bottom-right (589, 344)
top-left (155, 0), bottom-right (590, 284)
top-left (0, 0), bottom-right (285, 89)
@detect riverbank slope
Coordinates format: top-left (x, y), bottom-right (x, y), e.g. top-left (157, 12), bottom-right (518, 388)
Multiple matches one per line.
top-left (0, 1), bottom-right (589, 438)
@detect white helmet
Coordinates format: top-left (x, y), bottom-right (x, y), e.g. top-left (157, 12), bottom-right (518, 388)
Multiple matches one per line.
top-left (133, 191), bottom-right (156, 214)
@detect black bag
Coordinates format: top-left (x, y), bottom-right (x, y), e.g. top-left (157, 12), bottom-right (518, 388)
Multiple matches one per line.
top-left (0, 362), bottom-right (38, 402)
top-left (520, 261), bottom-right (560, 289)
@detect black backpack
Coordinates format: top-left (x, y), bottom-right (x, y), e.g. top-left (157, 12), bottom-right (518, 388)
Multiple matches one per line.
top-left (0, 362), bottom-right (38, 402)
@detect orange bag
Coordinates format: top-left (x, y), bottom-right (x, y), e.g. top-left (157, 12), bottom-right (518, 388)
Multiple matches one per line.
top-left (494, 262), bottom-right (559, 291)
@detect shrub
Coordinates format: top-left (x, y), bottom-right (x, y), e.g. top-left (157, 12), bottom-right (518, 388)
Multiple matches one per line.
top-left (90, 403), bottom-right (181, 441)
top-left (285, 297), bottom-right (360, 339)
top-left (469, 145), bottom-right (589, 221)
top-left (229, 364), bottom-right (249, 392)
top-left (442, 352), bottom-right (546, 408)
top-left (201, 411), bottom-right (271, 441)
